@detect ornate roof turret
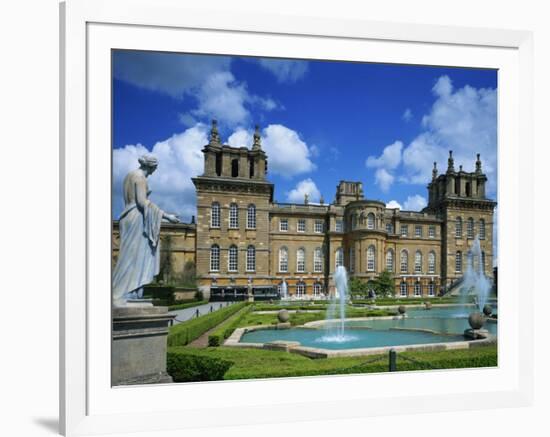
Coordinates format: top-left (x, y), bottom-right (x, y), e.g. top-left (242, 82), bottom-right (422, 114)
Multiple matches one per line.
top-left (432, 161), bottom-right (438, 181)
top-left (475, 153), bottom-right (482, 174)
top-left (252, 124), bottom-right (262, 150)
top-left (447, 150), bottom-right (455, 173)
top-left (209, 119), bottom-right (221, 145)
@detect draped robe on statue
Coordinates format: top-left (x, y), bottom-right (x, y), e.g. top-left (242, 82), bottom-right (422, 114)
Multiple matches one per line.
top-left (112, 170), bottom-right (164, 307)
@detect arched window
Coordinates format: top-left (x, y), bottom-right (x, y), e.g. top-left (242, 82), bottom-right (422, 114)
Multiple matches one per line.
top-left (228, 245), bottom-right (238, 272)
top-left (400, 281), bottom-right (408, 297)
top-left (367, 213), bottom-right (375, 230)
top-left (455, 217), bottom-right (463, 238)
top-left (296, 248), bottom-right (305, 273)
top-left (367, 245), bottom-right (376, 271)
top-left (479, 219), bottom-right (486, 240)
top-left (400, 250), bottom-right (408, 273)
top-left (349, 247), bottom-right (355, 273)
top-left (246, 245), bottom-right (256, 272)
top-left (335, 248), bottom-right (344, 269)
top-left (313, 282), bottom-right (323, 296)
top-left (467, 217), bottom-right (474, 239)
top-left (314, 248), bottom-right (323, 273)
top-left (210, 202), bottom-right (220, 228)
top-left (210, 245), bottom-right (220, 272)
top-left (351, 214), bottom-right (357, 230)
top-left (386, 249), bottom-right (394, 272)
top-left (229, 203), bottom-right (239, 229)
top-left (296, 281), bottom-right (306, 297)
top-left (455, 251), bottom-right (462, 273)
top-left (481, 251), bottom-right (486, 272)
top-left (279, 247), bottom-right (288, 272)
top-left (428, 251), bottom-right (436, 274)
top-left (247, 204), bottom-right (256, 229)
top-left (414, 250), bottom-right (423, 274)
top-left (414, 282), bottom-right (422, 296)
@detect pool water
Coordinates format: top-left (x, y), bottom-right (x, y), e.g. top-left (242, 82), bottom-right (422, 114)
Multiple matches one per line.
top-left (240, 327), bottom-right (465, 350)
top-left (239, 305), bottom-right (497, 350)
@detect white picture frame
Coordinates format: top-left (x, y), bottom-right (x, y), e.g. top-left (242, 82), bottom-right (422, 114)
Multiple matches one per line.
top-left (60, 0), bottom-right (534, 435)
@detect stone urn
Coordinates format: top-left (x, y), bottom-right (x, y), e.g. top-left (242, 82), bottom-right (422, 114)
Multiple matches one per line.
top-left (278, 309), bottom-right (290, 323)
top-left (482, 304), bottom-right (493, 316)
top-left (398, 305), bottom-right (406, 315)
top-left (468, 312), bottom-right (486, 330)
top-left (424, 302), bottom-right (432, 310)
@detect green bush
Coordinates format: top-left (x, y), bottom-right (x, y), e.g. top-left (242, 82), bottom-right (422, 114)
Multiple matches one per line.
top-left (168, 300), bottom-right (207, 311)
top-left (167, 350), bottom-right (233, 382)
top-left (143, 285), bottom-right (176, 305)
top-left (167, 302), bottom-right (247, 347)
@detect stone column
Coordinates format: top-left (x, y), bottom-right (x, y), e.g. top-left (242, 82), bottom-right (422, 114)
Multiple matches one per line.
top-left (112, 306), bottom-right (175, 386)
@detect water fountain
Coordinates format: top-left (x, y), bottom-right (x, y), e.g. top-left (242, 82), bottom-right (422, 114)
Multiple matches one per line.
top-left (280, 278), bottom-right (288, 300)
top-left (320, 266), bottom-right (355, 342)
top-left (460, 235), bottom-right (492, 312)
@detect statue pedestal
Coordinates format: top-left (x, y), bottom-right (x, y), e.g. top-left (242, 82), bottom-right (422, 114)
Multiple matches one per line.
top-left (112, 305), bottom-right (175, 386)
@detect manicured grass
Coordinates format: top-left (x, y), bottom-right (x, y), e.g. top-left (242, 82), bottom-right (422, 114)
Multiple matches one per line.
top-left (208, 304), bottom-right (255, 346)
top-left (167, 344), bottom-right (497, 381)
top-left (167, 300), bottom-right (208, 311)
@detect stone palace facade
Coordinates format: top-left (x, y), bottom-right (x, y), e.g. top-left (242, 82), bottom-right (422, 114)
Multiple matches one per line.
top-left (113, 121), bottom-right (496, 300)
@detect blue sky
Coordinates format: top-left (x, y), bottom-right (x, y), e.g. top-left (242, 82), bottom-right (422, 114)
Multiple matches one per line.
top-left (112, 50), bottom-right (497, 223)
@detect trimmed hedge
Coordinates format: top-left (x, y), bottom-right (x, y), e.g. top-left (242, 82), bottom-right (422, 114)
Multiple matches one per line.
top-left (168, 300), bottom-right (207, 311)
top-left (207, 305), bottom-right (255, 347)
top-left (167, 350), bottom-right (233, 382)
top-left (167, 302), bottom-right (247, 347)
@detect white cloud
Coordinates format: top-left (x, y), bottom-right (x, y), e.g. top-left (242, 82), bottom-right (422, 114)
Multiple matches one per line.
top-left (286, 178), bottom-right (321, 203)
top-left (189, 72), bottom-right (251, 127)
top-left (366, 140), bottom-right (403, 191)
top-left (227, 128), bottom-right (253, 149)
top-left (401, 75), bottom-right (497, 194)
top-left (113, 51), bottom-right (230, 98)
top-left (366, 141), bottom-right (403, 170)
top-left (386, 200), bottom-right (402, 209)
top-left (402, 108), bottom-right (413, 122)
top-left (257, 59), bottom-right (309, 83)
top-left (112, 124), bottom-right (208, 221)
top-left (403, 195), bottom-right (428, 211)
top-left (262, 124), bottom-right (316, 178)
top-left (374, 168), bottom-right (394, 193)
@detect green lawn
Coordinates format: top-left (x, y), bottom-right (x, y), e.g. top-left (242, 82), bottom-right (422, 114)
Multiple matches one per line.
top-left (167, 344), bottom-right (497, 381)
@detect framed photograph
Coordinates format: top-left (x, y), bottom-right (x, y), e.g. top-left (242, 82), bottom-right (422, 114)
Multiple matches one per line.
top-left (60, 0), bottom-right (534, 435)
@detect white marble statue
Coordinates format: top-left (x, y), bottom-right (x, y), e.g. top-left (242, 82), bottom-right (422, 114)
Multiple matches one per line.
top-left (112, 154), bottom-right (179, 307)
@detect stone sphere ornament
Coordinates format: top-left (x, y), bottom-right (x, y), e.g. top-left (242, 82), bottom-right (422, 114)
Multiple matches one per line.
top-left (483, 304), bottom-right (493, 316)
top-left (468, 312), bottom-right (486, 330)
top-left (277, 309), bottom-right (290, 323)
top-left (398, 305), bottom-right (406, 315)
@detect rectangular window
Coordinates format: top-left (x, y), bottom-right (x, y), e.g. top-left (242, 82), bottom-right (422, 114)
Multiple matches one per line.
top-left (349, 248), bottom-right (355, 273)
top-left (314, 249), bottom-right (323, 273)
top-left (246, 246), bottom-right (256, 272)
top-left (335, 220), bottom-right (343, 232)
top-left (210, 203), bottom-right (220, 228)
top-left (297, 219), bottom-right (306, 232)
top-left (414, 283), bottom-right (422, 297)
top-left (279, 218), bottom-right (288, 232)
top-left (229, 204), bottom-right (239, 229)
top-left (415, 225), bottom-right (422, 238)
top-left (386, 223), bottom-right (394, 234)
top-left (428, 283), bottom-right (435, 297)
top-left (314, 220), bottom-right (324, 233)
top-left (428, 225), bottom-right (436, 238)
top-left (400, 225), bottom-right (409, 237)
top-left (400, 282), bottom-right (407, 297)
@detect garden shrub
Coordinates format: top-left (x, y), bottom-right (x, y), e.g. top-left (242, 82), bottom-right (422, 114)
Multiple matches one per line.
top-left (207, 304), bottom-right (254, 347)
top-left (167, 350), bottom-right (233, 382)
